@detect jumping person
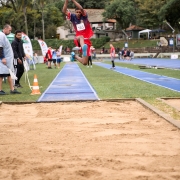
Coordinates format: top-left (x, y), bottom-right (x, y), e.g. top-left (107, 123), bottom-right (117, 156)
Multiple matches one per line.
top-left (62, 0), bottom-right (94, 65)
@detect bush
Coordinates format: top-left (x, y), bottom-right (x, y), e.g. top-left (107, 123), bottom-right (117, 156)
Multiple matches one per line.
top-left (31, 37), bottom-right (110, 50)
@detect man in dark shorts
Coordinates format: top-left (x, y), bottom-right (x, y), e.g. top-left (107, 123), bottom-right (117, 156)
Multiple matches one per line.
top-left (0, 24), bottom-right (21, 95)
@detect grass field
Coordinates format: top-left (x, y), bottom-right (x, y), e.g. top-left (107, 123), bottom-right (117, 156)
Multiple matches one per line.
top-left (1, 61), bottom-right (180, 102)
top-left (103, 39), bottom-right (158, 49)
top-left (1, 61), bottom-right (180, 119)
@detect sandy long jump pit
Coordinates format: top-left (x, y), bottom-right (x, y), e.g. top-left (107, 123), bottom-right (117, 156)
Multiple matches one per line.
top-left (0, 101), bottom-right (180, 180)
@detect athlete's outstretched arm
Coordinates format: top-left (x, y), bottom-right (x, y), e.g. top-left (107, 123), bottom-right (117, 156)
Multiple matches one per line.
top-left (71, 0), bottom-right (85, 14)
top-left (62, 0), bottom-right (69, 15)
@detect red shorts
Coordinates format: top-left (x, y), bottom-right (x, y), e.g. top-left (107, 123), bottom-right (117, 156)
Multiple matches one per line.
top-left (74, 38), bottom-right (92, 56)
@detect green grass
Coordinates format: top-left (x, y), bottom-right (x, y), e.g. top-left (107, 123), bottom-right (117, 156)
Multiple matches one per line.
top-left (79, 62), bottom-right (180, 99)
top-left (1, 61), bottom-right (180, 103)
top-left (103, 39), bottom-right (157, 49)
top-left (0, 63), bottom-right (65, 102)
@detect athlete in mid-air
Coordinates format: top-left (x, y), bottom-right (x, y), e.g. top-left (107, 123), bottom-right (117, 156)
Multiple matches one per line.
top-left (62, 0), bottom-right (94, 65)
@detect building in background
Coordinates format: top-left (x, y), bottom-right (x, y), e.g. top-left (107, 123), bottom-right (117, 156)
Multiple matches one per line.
top-left (56, 9), bottom-right (116, 40)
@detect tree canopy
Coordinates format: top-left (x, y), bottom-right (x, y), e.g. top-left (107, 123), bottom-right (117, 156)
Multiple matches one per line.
top-left (0, 0), bottom-right (179, 40)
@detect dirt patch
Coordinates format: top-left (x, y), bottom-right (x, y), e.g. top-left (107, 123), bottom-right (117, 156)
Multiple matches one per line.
top-left (163, 99), bottom-right (180, 111)
top-left (0, 101), bottom-right (180, 180)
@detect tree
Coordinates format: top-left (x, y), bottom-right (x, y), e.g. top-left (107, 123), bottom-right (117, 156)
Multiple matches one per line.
top-left (135, 0), bottom-right (166, 28)
top-left (66, 0), bottom-right (109, 9)
top-left (158, 0), bottom-right (180, 31)
top-left (103, 0), bottom-right (136, 30)
top-left (0, 0), bottom-right (32, 35)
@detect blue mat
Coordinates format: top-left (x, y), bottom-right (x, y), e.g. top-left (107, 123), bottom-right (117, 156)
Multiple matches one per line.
top-left (38, 63), bottom-right (99, 102)
top-left (95, 62), bottom-right (180, 93)
top-left (115, 58), bottom-right (180, 69)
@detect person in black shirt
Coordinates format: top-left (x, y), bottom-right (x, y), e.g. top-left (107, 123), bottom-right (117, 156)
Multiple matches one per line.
top-left (11, 30), bottom-right (26, 88)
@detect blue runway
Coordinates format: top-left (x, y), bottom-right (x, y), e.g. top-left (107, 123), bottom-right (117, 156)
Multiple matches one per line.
top-left (115, 58), bottom-right (180, 69)
top-left (38, 63), bottom-right (99, 102)
top-left (95, 62), bottom-right (180, 93)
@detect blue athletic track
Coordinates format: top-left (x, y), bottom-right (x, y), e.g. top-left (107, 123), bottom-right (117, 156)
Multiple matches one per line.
top-left (115, 58), bottom-right (180, 69)
top-left (95, 62), bottom-right (180, 93)
top-left (38, 63), bottom-right (99, 102)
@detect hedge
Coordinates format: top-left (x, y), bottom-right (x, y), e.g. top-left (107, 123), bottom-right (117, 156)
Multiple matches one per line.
top-left (31, 36), bottom-right (110, 50)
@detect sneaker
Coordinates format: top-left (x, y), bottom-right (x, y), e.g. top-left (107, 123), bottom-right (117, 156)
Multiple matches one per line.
top-left (72, 46), bottom-right (81, 51)
top-left (87, 66), bottom-right (89, 68)
top-left (91, 66), bottom-right (92, 68)
top-left (0, 90), bottom-right (7, 95)
top-left (15, 84), bottom-right (23, 88)
top-left (48, 67), bottom-right (52, 69)
top-left (113, 67), bottom-right (116, 69)
top-left (82, 44), bottom-right (87, 57)
top-left (10, 89), bottom-right (21, 94)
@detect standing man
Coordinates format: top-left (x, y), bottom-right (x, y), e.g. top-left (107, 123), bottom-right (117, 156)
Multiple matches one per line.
top-left (47, 47), bottom-right (53, 69)
top-left (62, 0), bottom-right (94, 65)
top-left (0, 24), bottom-right (21, 95)
top-left (11, 30), bottom-right (26, 88)
top-left (87, 46), bottom-right (95, 68)
top-left (110, 44), bottom-right (116, 69)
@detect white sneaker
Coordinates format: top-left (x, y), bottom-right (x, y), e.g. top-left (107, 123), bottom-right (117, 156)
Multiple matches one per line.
top-left (72, 46), bottom-right (81, 51)
top-left (87, 66), bottom-right (89, 68)
top-left (91, 66), bottom-right (92, 68)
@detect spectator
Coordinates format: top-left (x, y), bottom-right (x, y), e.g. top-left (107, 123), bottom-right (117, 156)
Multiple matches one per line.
top-left (11, 29), bottom-right (26, 88)
top-left (130, 50), bottom-right (134, 60)
top-left (0, 24), bottom-right (21, 95)
top-left (91, 46), bottom-right (96, 59)
top-left (56, 49), bottom-right (62, 68)
top-left (33, 53), bottom-right (38, 64)
top-left (52, 49), bottom-right (57, 68)
top-left (123, 49), bottom-right (127, 59)
top-left (70, 51), bottom-right (75, 62)
top-left (110, 44), bottom-right (115, 69)
top-left (118, 48), bottom-right (123, 60)
top-left (102, 46), bottom-right (105, 53)
top-left (126, 49), bottom-right (131, 60)
top-left (121, 47), bottom-right (125, 60)
top-left (47, 47), bottom-right (53, 69)
top-left (44, 51), bottom-right (48, 65)
top-left (64, 46), bottom-right (68, 54)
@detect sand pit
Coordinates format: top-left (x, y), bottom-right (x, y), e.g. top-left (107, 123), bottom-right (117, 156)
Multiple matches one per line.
top-left (162, 99), bottom-right (180, 112)
top-left (0, 101), bottom-right (180, 180)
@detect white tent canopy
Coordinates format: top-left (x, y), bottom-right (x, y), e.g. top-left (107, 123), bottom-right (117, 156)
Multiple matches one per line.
top-left (138, 29), bottom-right (151, 39)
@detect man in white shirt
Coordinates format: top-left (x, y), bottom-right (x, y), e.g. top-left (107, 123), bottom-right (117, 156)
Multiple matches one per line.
top-left (0, 24), bottom-right (21, 95)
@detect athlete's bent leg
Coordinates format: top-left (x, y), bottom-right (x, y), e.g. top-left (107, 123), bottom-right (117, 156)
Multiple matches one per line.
top-left (75, 55), bottom-right (88, 65)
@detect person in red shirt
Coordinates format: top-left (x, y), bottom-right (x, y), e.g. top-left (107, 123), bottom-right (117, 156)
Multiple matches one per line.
top-left (47, 47), bottom-right (53, 69)
top-left (110, 44), bottom-right (116, 69)
top-left (62, 0), bottom-right (94, 65)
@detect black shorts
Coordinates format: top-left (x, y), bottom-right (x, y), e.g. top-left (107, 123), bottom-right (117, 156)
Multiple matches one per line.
top-left (52, 59), bottom-right (56, 63)
top-left (0, 74), bottom-right (10, 77)
top-left (48, 59), bottom-right (52, 62)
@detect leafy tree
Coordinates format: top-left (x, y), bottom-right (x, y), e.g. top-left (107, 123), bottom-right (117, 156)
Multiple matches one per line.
top-left (0, 0), bottom-right (34, 35)
top-left (135, 0), bottom-right (166, 28)
top-left (103, 0), bottom-right (136, 30)
top-left (66, 0), bottom-right (109, 9)
top-left (158, 0), bottom-right (180, 31)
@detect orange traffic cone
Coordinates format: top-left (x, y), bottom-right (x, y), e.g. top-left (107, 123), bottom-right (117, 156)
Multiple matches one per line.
top-left (31, 74), bottom-right (41, 95)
